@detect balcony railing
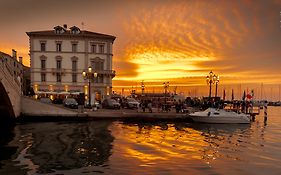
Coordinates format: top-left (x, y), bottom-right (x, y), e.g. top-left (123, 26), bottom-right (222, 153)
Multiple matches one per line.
top-left (32, 68), bottom-right (115, 77)
top-left (94, 70), bottom-right (116, 77)
top-left (51, 68), bottom-right (66, 75)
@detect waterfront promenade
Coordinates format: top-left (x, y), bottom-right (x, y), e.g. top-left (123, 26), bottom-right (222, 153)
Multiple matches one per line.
top-left (19, 97), bottom-right (194, 122)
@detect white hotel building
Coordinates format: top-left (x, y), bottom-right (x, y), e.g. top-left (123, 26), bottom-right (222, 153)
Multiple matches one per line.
top-left (27, 25), bottom-right (116, 101)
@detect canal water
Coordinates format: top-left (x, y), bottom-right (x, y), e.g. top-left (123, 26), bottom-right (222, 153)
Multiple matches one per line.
top-left (0, 107), bottom-right (281, 175)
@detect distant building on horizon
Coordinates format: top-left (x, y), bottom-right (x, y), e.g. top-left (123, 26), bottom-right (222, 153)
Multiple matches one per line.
top-left (26, 25), bottom-right (116, 101)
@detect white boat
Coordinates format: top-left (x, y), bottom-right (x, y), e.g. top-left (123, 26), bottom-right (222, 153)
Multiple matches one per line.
top-left (189, 108), bottom-right (251, 124)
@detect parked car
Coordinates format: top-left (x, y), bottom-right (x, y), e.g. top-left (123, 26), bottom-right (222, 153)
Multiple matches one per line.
top-left (63, 98), bottom-right (78, 109)
top-left (40, 97), bottom-right (52, 104)
top-left (52, 98), bottom-right (63, 104)
top-left (125, 98), bottom-right (140, 109)
top-left (102, 99), bottom-right (121, 109)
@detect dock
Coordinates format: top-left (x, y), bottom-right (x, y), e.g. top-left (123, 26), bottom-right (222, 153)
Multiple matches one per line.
top-left (224, 105), bottom-right (261, 117)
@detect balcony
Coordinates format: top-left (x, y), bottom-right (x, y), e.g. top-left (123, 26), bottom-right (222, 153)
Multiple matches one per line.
top-left (94, 70), bottom-right (116, 77)
top-left (51, 68), bottom-right (66, 75)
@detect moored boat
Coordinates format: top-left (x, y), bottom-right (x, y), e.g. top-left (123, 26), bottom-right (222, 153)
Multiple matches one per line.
top-left (188, 108), bottom-right (251, 124)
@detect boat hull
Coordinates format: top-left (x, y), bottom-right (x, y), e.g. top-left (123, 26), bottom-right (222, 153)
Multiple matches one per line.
top-left (188, 108), bottom-right (251, 124)
top-left (189, 115), bottom-right (250, 124)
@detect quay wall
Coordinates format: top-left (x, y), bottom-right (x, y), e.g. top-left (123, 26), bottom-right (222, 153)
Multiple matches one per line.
top-left (21, 97), bottom-right (78, 117)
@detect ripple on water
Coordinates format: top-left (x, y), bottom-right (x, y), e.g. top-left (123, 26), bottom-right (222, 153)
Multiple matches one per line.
top-left (1, 107), bottom-right (281, 175)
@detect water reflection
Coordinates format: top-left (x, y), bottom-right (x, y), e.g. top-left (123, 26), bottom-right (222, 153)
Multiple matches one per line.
top-left (117, 121), bottom-right (252, 166)
top-left (187, 123), bottom-right (251, 163)
top-left (0, 125), bottom-right (16, 169)
top-left (14, 121), bottom-right (114, 174)
top-left (1, 112), bottom-right (279, 175)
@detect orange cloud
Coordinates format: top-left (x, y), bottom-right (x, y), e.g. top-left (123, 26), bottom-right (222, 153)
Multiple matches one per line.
top-left (112, 0), bottom-right (281, 92)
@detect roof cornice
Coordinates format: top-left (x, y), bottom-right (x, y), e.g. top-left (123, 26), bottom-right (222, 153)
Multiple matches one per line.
top-left (26, 30), bottom-right (116, 42)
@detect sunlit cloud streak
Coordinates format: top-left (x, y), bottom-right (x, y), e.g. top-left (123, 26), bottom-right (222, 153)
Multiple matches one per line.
top-left (113, 0), bottom-right (281, 88)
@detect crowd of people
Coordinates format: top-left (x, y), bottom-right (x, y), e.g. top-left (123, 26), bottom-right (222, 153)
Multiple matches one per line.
top-left (138, 99), bottom-right (186, 113)
top-left (113, 95), bottom-right (256, 114)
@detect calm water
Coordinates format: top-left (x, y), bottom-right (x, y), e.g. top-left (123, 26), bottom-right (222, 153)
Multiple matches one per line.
top-left (1, 107), bottom-right (281, 175)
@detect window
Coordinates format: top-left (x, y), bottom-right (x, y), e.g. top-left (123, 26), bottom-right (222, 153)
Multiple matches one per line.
top-left (56, 60), bottom-right (61, 69)
top-left (72, 73), bottom-right (77, 82)
top-left (91, 61), bottom-right (104, 70)
top-left (94, 74), bottom-right (103, 83)
top-left (91, 44), bottom-right (97, 53)
top-left (56, 73), bottom-right (61, 82)
top-left (41, 43), bottom-right (46, 51)
top-left (56, 43), bottom-right (62, 52)
top-left (99, 45), bottom-right (104, 53)
top-left (56, 59), bottom-right (62, 82)
top-left (71, 29), bottom-right (80, 34)
top-left (41, 60), bottom-right (46, 69)
top-left (55, 29), bottom-right (64, 34)
top-left (72, 60), bottom-right (77, 70)
top-left (41, 73), bottom-right (46, 82)
top-left (70, 26), bottom-right (81, 34)
top-left (72, 43), bottom-right (77, 52)
top-left (54, 26), bottom-right (66, 34)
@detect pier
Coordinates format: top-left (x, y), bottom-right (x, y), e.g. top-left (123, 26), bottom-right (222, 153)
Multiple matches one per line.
top-left (18, 96), bottom-right (269, 123)
top-left (224, 105), bottom-right (261, 117)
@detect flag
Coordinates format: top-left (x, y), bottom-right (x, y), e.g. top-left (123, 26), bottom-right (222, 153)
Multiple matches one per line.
top-left (246, 93), bottom-right (252, 99)
top-left (231, 89), bottom-right (234, 101)
top-left (223, 89), bottom-right (226, 101)
top-left (247, 90), bottom-right (254, 100)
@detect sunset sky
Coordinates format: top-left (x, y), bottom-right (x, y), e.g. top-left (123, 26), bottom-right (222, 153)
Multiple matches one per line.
top-left (0, 0), bottom-right (281, 100)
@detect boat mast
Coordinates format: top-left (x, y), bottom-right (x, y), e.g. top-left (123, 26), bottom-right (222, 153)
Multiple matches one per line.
top-left (261, 83), bottom-right (263, 101)
top-left (279, 84), bottom-right (280, 102)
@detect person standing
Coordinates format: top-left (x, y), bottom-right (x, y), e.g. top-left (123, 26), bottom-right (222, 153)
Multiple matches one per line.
top-left (148, 100), bottom-right (153, 113)
top-left (141, 100), bottom-right (146, 112)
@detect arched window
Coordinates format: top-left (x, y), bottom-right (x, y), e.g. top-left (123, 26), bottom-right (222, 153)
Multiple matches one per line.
top-left (54, 26), bottom-right (66, 34)
top-left (70, 26), bottom-right (81, 34)
top-left (90, 57), bottom-right (104, 71)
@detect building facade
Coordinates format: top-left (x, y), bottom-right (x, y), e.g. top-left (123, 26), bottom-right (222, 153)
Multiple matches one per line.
top-left (26, 25), bottom-right (116, 101)
top-left (0, 50), bottom-right (24, 90)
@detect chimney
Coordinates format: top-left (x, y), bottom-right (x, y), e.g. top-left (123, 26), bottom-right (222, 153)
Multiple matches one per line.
top-left (12, 49), bottom-right (17, 58)
top-left (63, 24), bottom-right (67, 29)
top-left (19, 56), bottom-right (23, 64)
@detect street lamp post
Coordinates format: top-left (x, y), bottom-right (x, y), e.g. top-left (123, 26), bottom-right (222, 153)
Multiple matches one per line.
top-left (82, 66), bottom-right (97, 108)
top-left (163, 82), bottom-right (169, 109)
top-left (141, 80), bottom-right (145, 95)
top-left (206, 71), bottom-right (215, 98)
top-left (214, 75), bottom-right (219, 97)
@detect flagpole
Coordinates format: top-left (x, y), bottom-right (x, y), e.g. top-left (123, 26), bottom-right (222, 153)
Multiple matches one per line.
top-left (242, 90), bottom-right (246, 113)
top-left (279, 84), bottom-right (280, 102)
